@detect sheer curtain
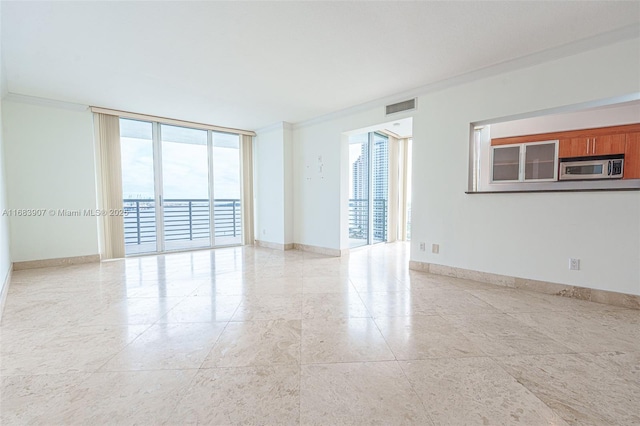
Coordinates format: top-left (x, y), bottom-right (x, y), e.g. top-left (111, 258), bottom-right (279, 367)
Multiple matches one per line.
top-left (94, 113), bottom-right (125, 259)
top-left (240, 134), bottom-right (255, 245)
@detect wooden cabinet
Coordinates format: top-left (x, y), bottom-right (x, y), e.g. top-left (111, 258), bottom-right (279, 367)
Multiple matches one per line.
top-left (558, 134), bottom-right (626, 158)
top-left (491, 123), bottom-right (640, 180)
top-left (625, 132), bottom-right (640, 179)
top-left (559, 137), bottom-right (589, 157)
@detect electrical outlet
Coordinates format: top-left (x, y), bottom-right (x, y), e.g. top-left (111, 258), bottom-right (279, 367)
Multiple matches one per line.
top-left (419, 242), bottom-right (426, 251)
top-left (432, 244), bottom-right (439, 254)
top-left (569, 258), bottom-right (580, 271)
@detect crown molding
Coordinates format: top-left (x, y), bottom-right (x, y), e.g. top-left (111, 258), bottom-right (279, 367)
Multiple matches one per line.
top-left (255, 121), bottom-right (294, 134)
top-left (292, 24), bottom-right (640, 130)
top-left (3, 92), bottom-right (89, 112)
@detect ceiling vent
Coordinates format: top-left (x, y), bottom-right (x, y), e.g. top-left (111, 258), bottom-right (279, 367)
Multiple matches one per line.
top-left (385, 98), bottom-right (416, 115)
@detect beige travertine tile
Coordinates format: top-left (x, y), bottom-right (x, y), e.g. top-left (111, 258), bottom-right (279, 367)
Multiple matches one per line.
top-left (445, 313), bottom-right (573, 356)
top-left (301, 317), bottom-right (395, 364)
top-left (510, 309), bottom-right (640, 353)
top-left (399, 273), bottom-right (451, 291)
top-left (358, 291), bottom-right (439, 317)
top-left (350, 274), bottom-right (409, 293)
top-left (3, 242), bottom-right (638, 425)
top-left (300, 361), bottom-right (434, 425)
top-left (418, 288), bottom-right (501, 315)
top-left (0, 373), bottom-right (91, 424)
top-left (302, 275), bottom-right (354, 293)
top-left (589, 351), bottom-right (640, 386)
top-left (202, 319), bottom-right (301, 367)
top-left (302, 292), bottom-right (370, 319)
top-left (2, 294), bottom-right (183, 328)
top-left (231, 294), bottom-right (303, 321)
top-left (123, 279), bottom-right (205, 298)
top-left (56, 369), bottom-right (198, 424)
top-left (0, 325), bottom-right (148, 376)
top-left (529, 290), bottom-right (629, 313)
top-left (497, 353), bottom-right (640, 426)
top-left (159, 295), bottom-right (242, 323)
top-left (13, 254), bottom-right (101, 271)
top-left (401, 357), bottom-right (569, 425)
top-left (466, 288), bottom-right (577, 313)
top-left (168, 365), bottom-right (300, 425)
top-left (374, 315), bottom-right (484, 360)
top-left (589, 289), bottom-right (640, 310)
top-left (100, 322), bottom-right (226, 371)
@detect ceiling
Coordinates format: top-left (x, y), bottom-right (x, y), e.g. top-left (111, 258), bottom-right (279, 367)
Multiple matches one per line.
top-left (2, 1), bottom-right (639, 130)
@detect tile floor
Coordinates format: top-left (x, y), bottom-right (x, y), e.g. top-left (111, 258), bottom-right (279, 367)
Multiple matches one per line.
top-left (1, 243), bottom-right (639, 425)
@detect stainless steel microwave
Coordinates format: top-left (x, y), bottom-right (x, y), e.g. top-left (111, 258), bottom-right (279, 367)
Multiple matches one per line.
top-left (559, 156), bottom-right (624, 180)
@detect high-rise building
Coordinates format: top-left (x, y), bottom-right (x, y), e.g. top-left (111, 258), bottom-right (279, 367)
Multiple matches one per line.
top-left (350, 133), bottom-right (388, 241)
top-left (352, 142), bottom-right (369, 201)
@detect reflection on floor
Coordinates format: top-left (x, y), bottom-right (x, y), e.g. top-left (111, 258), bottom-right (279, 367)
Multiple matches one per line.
top-left (1, 243), bottom-right (639, 425)
top-left (125, 235), bottom-right (242, 255)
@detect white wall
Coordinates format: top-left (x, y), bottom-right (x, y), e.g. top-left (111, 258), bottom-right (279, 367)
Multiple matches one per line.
top-left (293, 37), bottom-right (640, 295)
top-left (2, 99), bottom-right (99, 262)
top-left (283, 124), bottom-right (293, 244)
top-left (254, 122), bottom-right (294, 246)
top-left (491, 102), bottom-right (640, 138)
top-left (0, 0), bottom-right (12, 296)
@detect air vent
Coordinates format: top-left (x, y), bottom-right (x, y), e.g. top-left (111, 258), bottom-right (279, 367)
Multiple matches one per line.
top-left (385, 98), bottom-right (416, 115)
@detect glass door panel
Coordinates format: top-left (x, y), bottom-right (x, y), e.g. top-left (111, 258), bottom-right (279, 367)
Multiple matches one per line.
top-left (120, 119), bottom-right (157, 255)
top-left (406, 138), bottom-right (412, 241)
top-left (372, 132), bottom-right (388, 243)
top-left (524, 142), bottom-right (557, 181)
top-left (349, 133), bottom-right (369, 248)
top-left (160, 124), bottom-right (210, 252)
top-left (212, 132), bottom-right (242, 246)
top-left (492, 145), bottom-right (521, 182)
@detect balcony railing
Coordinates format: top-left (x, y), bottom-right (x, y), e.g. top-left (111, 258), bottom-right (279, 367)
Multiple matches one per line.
top-left (123, 198), bottom-right (241, 247)
top-left (349, 199), bottom-right (369, 240)
top-left (348, 198), bottom-right (387, 241)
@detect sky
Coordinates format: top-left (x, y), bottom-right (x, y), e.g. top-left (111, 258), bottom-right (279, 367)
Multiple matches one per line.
top-left (120, 119), bottom-right (241, 200)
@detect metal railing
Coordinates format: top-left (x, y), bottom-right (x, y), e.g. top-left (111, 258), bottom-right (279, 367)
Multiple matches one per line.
top-left (123, 198), bottom-right (241, 246)
top-left (348, 199), bottom-right (369, 239)
top-left (348, 198), bottom-right (387, 241)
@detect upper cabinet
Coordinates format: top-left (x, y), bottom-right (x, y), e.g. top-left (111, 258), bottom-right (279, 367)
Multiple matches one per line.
top-left (491, 123), bottom-right (640, 181)
top-left (492, 141), bottom-right (558, 183)
top-left (559, 134), bottom-right (626, 158)
top-left (625, 132), bottom-right (640, 179)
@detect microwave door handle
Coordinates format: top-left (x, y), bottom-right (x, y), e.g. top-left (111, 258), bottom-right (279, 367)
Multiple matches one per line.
top-left (608, 160), bottom-right (612, 176)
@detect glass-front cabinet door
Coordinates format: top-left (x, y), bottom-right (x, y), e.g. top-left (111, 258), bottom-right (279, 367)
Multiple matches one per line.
top-left (524, 141), bottom-right (558, 181)
top-left (492, 145), bottom-right (521, 182)
top-left (492, 140), bottom-right (558, 183)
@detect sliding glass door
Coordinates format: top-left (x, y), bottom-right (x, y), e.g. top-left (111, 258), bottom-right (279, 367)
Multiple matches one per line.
top-left (212, 133), bottom-right (242, 246)
top-left (120, 119), bottom-right (243, 255)
top-left (348, 131), bottom-right (389, 247)
top-left (121, 119), bottom-right (158, 255)
top-left (161, 125), bottom-right (211, 252)
top-left (372, 132), bottom-right (389, 243)
top-left (348, 133), bottom-right (370, 248)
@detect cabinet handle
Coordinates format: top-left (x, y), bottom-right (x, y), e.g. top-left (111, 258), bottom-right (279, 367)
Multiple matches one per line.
top-left (586, 138), bottom-right (590, 154)
top-left (593, 138), bottom-right (596, 154)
